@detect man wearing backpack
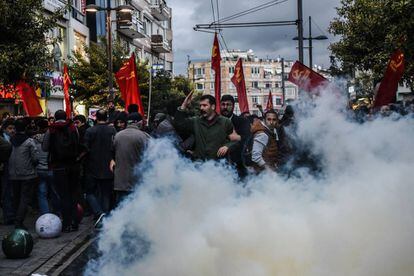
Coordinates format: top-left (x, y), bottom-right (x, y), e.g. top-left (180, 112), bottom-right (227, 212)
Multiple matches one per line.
top-left (43, 110), bottom-right (81, 232)
top-left (249, 110), bottom-right (280, 172)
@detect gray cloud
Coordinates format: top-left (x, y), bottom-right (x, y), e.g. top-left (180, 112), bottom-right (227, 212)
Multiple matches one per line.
top-left (169, 0), bottom-right (341, 75)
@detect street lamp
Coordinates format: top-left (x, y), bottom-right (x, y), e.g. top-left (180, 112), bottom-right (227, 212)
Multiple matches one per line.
top-left (85, 3), bottom-right (133, 100)
top-left (293, 16), bottom-right (328, 68)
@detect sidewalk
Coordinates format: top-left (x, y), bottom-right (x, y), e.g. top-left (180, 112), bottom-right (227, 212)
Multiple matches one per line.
top-left (0, 210), bottom-right (94, 275)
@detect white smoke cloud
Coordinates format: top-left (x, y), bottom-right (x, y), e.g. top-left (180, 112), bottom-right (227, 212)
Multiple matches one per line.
top-left (85, 90), bottom-right (414, 276)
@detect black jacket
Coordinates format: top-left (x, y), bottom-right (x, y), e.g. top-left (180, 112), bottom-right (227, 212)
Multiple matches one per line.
top-left (229, 114), bottom-right (251, 164)
top-left (0, 135), bottom-right (11, 163)
top-left (84, 123), bottom-right (117, 179)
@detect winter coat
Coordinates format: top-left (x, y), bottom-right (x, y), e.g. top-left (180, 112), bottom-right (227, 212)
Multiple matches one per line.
top-left (174, 109), bottom-right (236, 160)
top-left (42, 120), bottom-right (80, 168)
top-left (8, 133), bottom-right (38, 180)
top-left (113, 125), bottom-right (150, 191)
top-left (33, 133), bottom-right (49, 171)
top-left (0, 135), bottom-right (11, 163)
top-left (84, 123), bottom-right (117, 179)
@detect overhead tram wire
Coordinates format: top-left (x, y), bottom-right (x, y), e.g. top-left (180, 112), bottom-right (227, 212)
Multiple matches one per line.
top-left (211, 0), bottom-right (290, 25)
top-left (210, 0), bottom-right (217, 32)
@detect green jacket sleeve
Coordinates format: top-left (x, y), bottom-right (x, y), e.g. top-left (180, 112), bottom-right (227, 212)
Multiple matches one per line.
top-left (174, 108), bottom-right (195, 134)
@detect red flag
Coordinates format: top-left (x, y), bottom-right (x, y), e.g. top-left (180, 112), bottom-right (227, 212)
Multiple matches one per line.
top-left (211, 33), bottom-right (221, 112)
top-left (63, 64), bottom-right (72, 118)
top-left (115, 53), bottom-right (144, 115)
top-left (374, 49), bottom-right (405, 108)
top-left (288, 61), bottom-right (329, 93)
top-left (266, 90), bottom-right (273, 111)
top-left (231, 58), bottom-right (249, 113)
top-left (16, 81), bottom-right (43, 116)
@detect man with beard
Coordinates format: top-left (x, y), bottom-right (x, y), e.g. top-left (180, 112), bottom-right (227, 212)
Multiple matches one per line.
top-left (175, 92), bottom-right (239, 160)
top-left (220, 95), bottom-right (251, 177)
top-left (250, 110), bottom-right (280, 172)
top-left (107, 99), bottom-right (120, 124)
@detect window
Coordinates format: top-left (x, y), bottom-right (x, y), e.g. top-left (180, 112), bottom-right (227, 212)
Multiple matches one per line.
top-left (195, 67), bottom-right (205, 76)
top-left (276, 98), bottom-right (282, 105)
top-left (196, 83), bottom-right (204, 90)
top-left (265, 82), bottom-right (272, 88)
top-left (251, 67), bottom-right (260, 75)
top-left (210, 82), bottom-right (215, 89)
top-left (252, 96), bottom-right (258, 104)
top-left (73, 31), bottom-right (86, 57)
top-left (275, 82), bottom-right (280, 88)
top-left (252, 81), bottom-right (258, 88)
top-left (229, 67), bottom-right (235, 74)
top-left (143, 17), bottom-right (152, 35)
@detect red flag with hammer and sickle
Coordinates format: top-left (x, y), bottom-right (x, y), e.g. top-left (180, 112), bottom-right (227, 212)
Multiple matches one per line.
top-left (115, 53), bottom-right (144, 115)
top-left (211, 33), bottom-right (221, 112)
top-left (373, 49), bottom-right (405, 108)
top-left (266, 90), bottom-right (274, 111)
top-left (231, 58), bottom-right (249, 113)
top-left (288, 61), bottom-right (329, 93)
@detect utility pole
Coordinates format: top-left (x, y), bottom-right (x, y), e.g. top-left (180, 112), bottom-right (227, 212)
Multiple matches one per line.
top-left (281, 58), bottom-right (286, 105)
top-left (297, 0), bottom-right (304, 63)
top-left (106, 0), bottom-right (113, 100)
top-left (308, 16), bottom-right (312, 68)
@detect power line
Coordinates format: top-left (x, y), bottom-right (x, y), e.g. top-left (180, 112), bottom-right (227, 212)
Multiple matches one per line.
top-left (212, 0), bottom-right (290, 24)
top-left (210, 0), bottom-right (216, 31)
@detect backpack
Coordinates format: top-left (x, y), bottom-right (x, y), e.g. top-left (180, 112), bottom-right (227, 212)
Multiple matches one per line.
top-left (242, 128), bottom-right (276, 167)
top-left (50, 126), bottom-right (79, 164)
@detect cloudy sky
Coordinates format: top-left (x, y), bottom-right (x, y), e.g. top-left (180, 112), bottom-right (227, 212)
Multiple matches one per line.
top-left (168, 0), bottom-right (342, 75)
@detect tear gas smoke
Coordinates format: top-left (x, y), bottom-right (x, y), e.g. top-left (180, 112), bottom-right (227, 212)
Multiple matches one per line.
top-left (85, 91), bottom-right (414, 276)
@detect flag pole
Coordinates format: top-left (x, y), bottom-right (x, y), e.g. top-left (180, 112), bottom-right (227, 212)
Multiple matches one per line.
top-left (147, 54), bottom-right (153, 123)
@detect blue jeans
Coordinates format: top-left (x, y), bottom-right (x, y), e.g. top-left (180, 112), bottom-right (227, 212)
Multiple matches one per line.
top-left (37, 170), bottom-right (53, 215)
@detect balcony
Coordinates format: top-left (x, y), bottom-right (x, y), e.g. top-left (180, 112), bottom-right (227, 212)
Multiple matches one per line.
top-left (71, 6), bottom-right (85, 24)
top-left (117, 12), bottom-right (145, 39)
top-left (150, 0), bottom-right (171, 21)
top-left (151, 34), bottom-right (171, 53)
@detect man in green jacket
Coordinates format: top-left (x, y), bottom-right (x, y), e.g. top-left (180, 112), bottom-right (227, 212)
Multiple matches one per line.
top-left (175, 92), bottom-right (239, 160)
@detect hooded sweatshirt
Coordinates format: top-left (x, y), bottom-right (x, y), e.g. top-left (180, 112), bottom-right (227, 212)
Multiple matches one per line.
top-left (8, 132), bottom-right (39, 180)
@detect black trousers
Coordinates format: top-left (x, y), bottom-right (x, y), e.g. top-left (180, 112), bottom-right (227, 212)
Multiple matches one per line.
top-left (53, 165), bottom-right (80, 228)
top-left (11, 178), bottom-right (36, 226)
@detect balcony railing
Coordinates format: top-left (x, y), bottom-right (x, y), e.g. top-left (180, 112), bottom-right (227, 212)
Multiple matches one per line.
top-left (117, 12), bottom-right (145, 39)
top-left (71, 6), bottom-right (85, 24)
top-left (150, 0), bottom-right (171, 21)
top-left (151, 34), bottom-right (171, 53)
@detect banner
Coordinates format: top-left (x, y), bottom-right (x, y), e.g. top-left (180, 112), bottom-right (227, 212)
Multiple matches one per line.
top-left (211, 33), bottom-right (221, 112)
top-left (115, 52), bottom-right (144, 115)
top-left (266, 90), bottom-right (273, 111)
top-left (231, 58), bottom-right (249, 113)
top-left (288, 61), bottom-right (329, 93)
top-left (63, 64), bottom-right (72, 118)
top-left (16, 81), bottom-right (43, 116)
top-left (373, 49), bottom-right (405, 108)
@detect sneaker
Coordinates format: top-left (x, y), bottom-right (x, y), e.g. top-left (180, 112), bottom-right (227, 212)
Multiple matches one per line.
top-left (94, 213), bottom-right (105, 229)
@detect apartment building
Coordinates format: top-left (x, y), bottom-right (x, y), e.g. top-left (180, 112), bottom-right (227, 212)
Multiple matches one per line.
top-left (188, 50), bottom-right (298, 115)
top-left (86, 0), bottom-right (173, 72)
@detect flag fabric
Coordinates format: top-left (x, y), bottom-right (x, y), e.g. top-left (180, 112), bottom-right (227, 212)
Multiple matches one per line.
top-left (288, 61), bottom-right (329, 93)
top-left (231, 58), bottom-right (249, 113)
top-left (374, 49), bottom-right (405, 108)
top-left (266, 90), bottom-right (273, 111)
top-left (16, 81), bottom-right (43, 116)
top-left (211, 33), bottom-right (221, 112)
top-left (63, 64), bottom-right (72, 118)
top-left (115, 53), bottom-right (144, 115)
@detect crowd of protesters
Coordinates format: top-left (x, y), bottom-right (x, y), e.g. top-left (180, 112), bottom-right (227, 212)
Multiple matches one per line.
top-left (6, 92), bottom-right (411, 232)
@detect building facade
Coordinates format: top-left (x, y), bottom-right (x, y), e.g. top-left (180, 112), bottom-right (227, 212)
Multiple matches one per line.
top-left (188, 50), bottom-right (298, 115)
top-left (86, 0), bottom-right (173, 72)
